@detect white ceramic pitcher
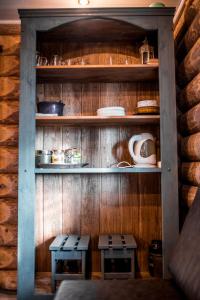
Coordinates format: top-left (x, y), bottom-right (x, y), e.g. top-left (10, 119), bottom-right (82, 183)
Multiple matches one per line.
top-left (128, 133), bottom-right (156, 167)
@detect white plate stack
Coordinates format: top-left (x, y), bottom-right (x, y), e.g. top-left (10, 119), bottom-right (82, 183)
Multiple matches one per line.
top-left (97, 106), bottom-right (125, 117)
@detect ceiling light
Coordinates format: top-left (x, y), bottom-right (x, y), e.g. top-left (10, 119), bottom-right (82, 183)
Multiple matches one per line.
top-left (78, 0), bottom-right (90, 5)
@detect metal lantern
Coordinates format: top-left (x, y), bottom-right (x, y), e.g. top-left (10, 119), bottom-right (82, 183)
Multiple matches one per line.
top-left (139, 37), bottom-right (153, 64)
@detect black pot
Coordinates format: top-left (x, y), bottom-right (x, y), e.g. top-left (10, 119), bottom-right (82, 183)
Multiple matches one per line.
top-left (37, 101), bottom-right (65, 116)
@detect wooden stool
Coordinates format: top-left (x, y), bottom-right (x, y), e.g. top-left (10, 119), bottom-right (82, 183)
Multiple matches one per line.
top-left (98, 234), bottom-right (137, 279)
top-left (49, 234), bottom-right (90, 292)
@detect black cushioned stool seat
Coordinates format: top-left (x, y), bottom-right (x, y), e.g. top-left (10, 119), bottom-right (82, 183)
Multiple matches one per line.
top-left (54, 279), bottom-right (184, 300)
top-left (55, 189), bottom-right (200, 300)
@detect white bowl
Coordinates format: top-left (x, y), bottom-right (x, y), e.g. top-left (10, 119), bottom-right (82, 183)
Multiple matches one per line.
top-left (97, 106), bottom-right (125, 116)
top-left (98, 106), bottom-right (125, 111)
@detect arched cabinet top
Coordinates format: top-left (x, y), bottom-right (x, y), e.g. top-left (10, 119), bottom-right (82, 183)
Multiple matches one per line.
top-left (18, 8), bottom-right (175, 32)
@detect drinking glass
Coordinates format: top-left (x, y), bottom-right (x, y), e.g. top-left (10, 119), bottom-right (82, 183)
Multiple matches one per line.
top-left (37, 56), bottom-right (48, 66)
top-left (51, 55), bottom-right (62, 66)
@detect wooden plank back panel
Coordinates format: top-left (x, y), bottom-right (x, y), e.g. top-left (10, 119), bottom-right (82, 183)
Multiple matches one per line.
top-left (80, 77), bottom-right (100, 270)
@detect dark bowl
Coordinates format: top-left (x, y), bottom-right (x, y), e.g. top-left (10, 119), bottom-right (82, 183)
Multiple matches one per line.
top-left (37, 101), bottom-right (65, 116)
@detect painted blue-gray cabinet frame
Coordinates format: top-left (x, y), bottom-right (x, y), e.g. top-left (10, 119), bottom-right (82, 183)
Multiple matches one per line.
top-left (18, 8), bottom-right (178, 299)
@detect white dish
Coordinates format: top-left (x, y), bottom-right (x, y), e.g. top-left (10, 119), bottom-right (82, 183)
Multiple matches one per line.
top-left (137, 100), bottom-right (158, 108)
top-left (97, 111), bottom-right (125, 116)
top-left (97, 106), bottom-right (125, 117)
top-left (98, 106), bottom-right (125, 111)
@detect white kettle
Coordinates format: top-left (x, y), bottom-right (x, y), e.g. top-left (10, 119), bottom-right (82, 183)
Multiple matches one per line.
top-left (128, 133), bottom-right (156, 167)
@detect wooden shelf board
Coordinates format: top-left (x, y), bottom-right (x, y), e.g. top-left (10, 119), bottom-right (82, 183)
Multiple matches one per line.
top-left (36, 115), bottom-right (160, 126)
top-left (36, 64), bottom-right (159, 82)
top-left (35, 167), bottom-right (161, 174)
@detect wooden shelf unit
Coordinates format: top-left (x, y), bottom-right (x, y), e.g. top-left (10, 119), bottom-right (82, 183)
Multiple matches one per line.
top-left (36, 115), bottom-right (160, 126)
top-left (36, 64), bottom-right (159, 82)
top-left (18, 8), bottom-right (178, 300)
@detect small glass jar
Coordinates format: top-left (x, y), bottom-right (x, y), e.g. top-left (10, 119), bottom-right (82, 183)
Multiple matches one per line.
top-left (65, 148), bottom-right (81, 164)
top-left (35, 150), bottom-right (52, 166)
top-left (52, 150), bottom-right (65, 164)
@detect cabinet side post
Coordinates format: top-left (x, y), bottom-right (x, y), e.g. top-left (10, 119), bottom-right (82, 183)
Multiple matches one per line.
top-left (17, 19), bottom-right (36, 299)
top-left (158, 17), bottom-right (179, 279)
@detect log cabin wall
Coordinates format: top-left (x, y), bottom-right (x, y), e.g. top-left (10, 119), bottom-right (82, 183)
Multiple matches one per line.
top-left (0, 24), bottom-right (20, 291)
top-left (175, 0), bottom-right (200, 210)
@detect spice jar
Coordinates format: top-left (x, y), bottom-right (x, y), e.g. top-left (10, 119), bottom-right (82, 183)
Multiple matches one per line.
top-left (52, 150), bottom-right (65, 164)
top-left (35, 150), bottom-right (52, 166)
top-left (65, 148), bottom-right (81, 164)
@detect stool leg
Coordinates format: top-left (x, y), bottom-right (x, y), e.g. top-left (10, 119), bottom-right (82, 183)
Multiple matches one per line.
top-left (82, 251), bottom-right (86, 279)
top-left (101, 251), bottom-right (105, 279)
top-left (51, 251), bottom-right (56, 292)
top-left (131, 252), bottom-right (135, 279)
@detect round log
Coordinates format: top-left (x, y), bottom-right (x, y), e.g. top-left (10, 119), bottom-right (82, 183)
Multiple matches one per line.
top-left (0, 247), bottom-right (17, 269)
top-left (0, 199), bottom-right (17, 224)
top-left (0, 125), bottom-right (18, 145)
top-left (179, 102), bottom-right (200, 135)
top-left (0, 225), bottom-right (17, 246)
top-left (185, 0), bottom-right (200, 26)
top-left (0, 56), bottom-right (19, 76)
top-left (0, 175), bottom-right (18, 198)
top-left (175, 4), bottom-right (200, 63)
top-left (0, 147), bottom-right (18, 173)
top-left (181, 184), bottom-right (198, 207)
top-left (0, 271), bottom-right (17, 290)
top-left (0, 101), bottom-right (19, 124)
top-left (174, 0), bottom-right (194, 42)
top-left (0, 24), bottom-right (20, 35)
top-left (178, 72), bottom-right (200, 112)
top-left (184, 11), bottom-right (200, 52)
top-left (0, 77), bottom-right (19, 99)
top-left (0, 36), bottom-right (20, 56)
top-left (182, 162), bottom-right (200, 186)
top-left (178, 37), bottom-right (200, 87)
top-left (181, 132), bottom-right (200, 160)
